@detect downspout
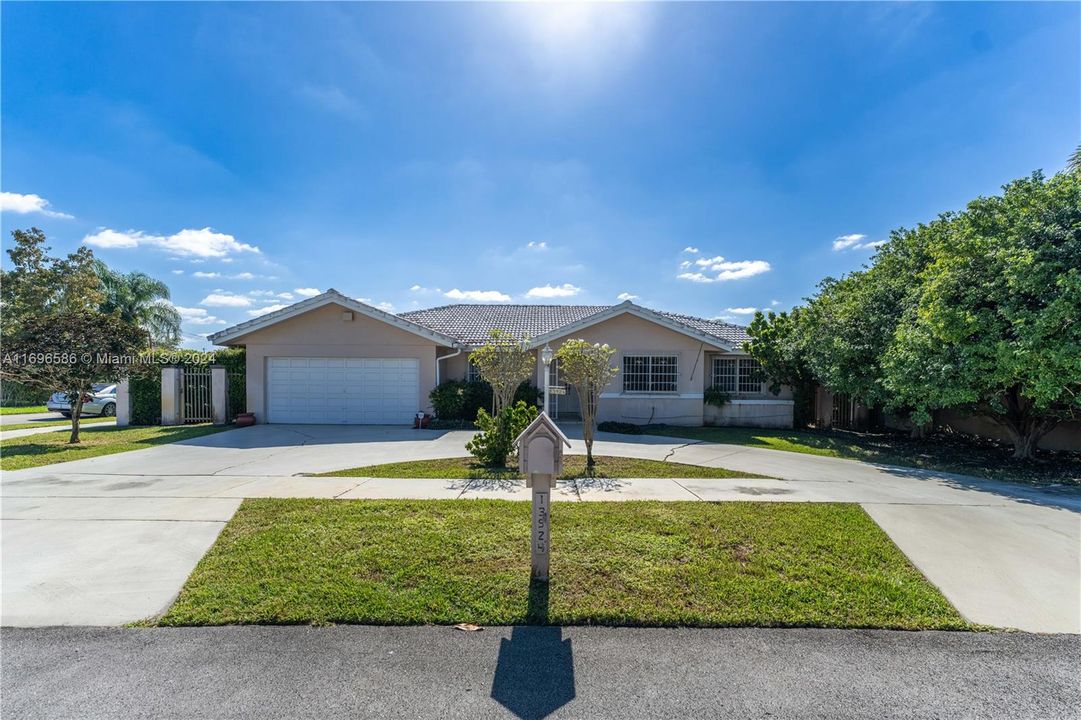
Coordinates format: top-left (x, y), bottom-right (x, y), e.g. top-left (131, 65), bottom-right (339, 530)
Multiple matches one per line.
top-left (436, 347), bottom-right (463, 386)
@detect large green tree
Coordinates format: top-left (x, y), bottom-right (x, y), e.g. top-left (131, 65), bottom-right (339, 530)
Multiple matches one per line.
top-left (746, 307), bottom-right (816, 426)
top-left (0, 228), bottom-right (144, 442)
top-left (95, 260), bottom-right (182, 348)
top-left (881, 171), bottom-right (1080, 457)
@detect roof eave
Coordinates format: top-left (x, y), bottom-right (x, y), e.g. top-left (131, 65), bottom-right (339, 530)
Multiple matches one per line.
top-left (206, 289), bottom-right (463, 348)
top-left (524, 302), bottom-right (739, 352)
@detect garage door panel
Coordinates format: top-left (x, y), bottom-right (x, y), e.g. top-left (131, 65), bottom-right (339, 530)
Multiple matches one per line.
top-left (267, 357), bottom-right (419, 425)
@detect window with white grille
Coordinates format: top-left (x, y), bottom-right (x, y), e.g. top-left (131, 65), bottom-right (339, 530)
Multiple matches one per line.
top-left (738, 358), bottom-right (764, 393)
top-left (711, 358), bottom-right (738, 392)
top-left (712, 357), bottom-right (765, 394)
top-left (623, 355), bottom-right (678, 393)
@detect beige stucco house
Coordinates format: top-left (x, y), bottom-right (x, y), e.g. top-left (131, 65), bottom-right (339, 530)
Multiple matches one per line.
top-left (208, 289), bottom-right (794, 428)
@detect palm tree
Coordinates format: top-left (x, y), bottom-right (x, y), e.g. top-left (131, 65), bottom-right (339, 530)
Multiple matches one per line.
top-left (1069, 144), bottom-right (1081, 174)
top-left (95, 261), bottom-right (182, 348)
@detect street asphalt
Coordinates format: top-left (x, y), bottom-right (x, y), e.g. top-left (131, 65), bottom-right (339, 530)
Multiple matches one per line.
top-left (2, 626), bottom-right (1078, 719)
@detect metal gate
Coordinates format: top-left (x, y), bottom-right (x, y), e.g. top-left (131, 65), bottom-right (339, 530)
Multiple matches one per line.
top-left (181, 366), bottom-right (212, 424)
top-left (831, 393), bottom-right (854, 429)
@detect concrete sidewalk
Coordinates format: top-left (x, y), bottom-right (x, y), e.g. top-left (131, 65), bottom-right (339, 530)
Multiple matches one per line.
top-left (3, 425), bottom-right (1078, 632)
top-left (4, 626), bottom-right (1078, 720)
top-left (0, 420), bottom-right (116, 440)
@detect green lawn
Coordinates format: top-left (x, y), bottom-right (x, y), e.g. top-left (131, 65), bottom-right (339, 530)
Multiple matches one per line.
top-left (0, 405), bottom-right (48, 415)
top-left (158, 498), bottom-right (969, 630)
top-left (637, 425), bottom-right (1080, 486)
top-left (0, 424), bottom-right (230, 471)
top-left (317, 455), bottom-right (770, 480)
top-left (0, 416), bottom-right (114, 432)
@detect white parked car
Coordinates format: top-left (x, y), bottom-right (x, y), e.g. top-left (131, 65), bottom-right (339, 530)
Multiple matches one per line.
top-left (46, 383), bottom-right (118, 418)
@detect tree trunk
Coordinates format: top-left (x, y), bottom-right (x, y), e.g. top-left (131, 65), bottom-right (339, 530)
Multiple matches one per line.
top-left (994, 392), bottom-right (1057, 460)
top-left (69, 394), bottom-right (83, 444)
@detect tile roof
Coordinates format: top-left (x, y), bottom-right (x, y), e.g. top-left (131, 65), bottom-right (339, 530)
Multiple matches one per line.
top-left (399, 303), bottom-right (750, 347)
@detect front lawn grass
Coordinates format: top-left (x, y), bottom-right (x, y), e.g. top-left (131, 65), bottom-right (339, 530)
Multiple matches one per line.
top-left (0, 417), bottom-right (114, 432)
top-left (317, 455), bottom-right (771, 480)
top-left (0, 405), bottom-right (48, 415)
top-left (0, 424), bottom-right (230, 471)
top-left (158, 498), bottom-right (969, 630)
top-left (638, 425), bottom-right (1080, 486)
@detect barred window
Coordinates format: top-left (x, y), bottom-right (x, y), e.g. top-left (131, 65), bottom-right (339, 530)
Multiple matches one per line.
top-left (738, 358), bottom-right (764, 393)
top-left (623, 355), bottom-right (678, 393)
top-left (712, 357), bottom-right (765, 394)
top-left (711, 358), bottom-right (738, 392)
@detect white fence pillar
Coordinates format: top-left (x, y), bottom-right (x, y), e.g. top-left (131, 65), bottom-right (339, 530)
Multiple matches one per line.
top-left (161, 366), bottom-right (182, 426)
top-left (210, 365), bottom-right (229, 426)
top-left (115, 379), bottom-right (131, 427)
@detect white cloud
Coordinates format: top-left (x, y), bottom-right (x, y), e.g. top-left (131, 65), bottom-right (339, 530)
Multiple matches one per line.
top-left (526, 241), bottom-right (549, 250)
top-left (200, 292), bottom-right (252, 308)
top-left (410, 284), bottom-right (424, 291)
top-left (278, 292), bottom-right (294, 300)
top-left (677, 255), bottom-right (771, 283)
top-left (525, 283), bottom-right (582, 299)
top-left (294, 288), bottom-right (321, 297)
top-left (83, 227), bottom-right (260, 258)
top-left (616, 292), bottom-right (638, 301)
top-left (724, 307), bottom-right (758, 315)
top-left (246, 303), bottom-right (288, 317)
top-left (174, 306), bottom-right (227, 326)
top-left (832, 233), bottom-right (887, 252)
top-left (771, 299), bottom-right (781, 307)
top-left (171, 269), bottom-right (184, 275)
top-left (444, 288), bottom-right (512, 302)
top-left (192, 271), bottom-right (221, 279)
top-left (682, 246), bottom-right (699, 254)
top-left (232, 272), bottom-right (256, 280)
top-left (0, 191), bottom-right (73, 219)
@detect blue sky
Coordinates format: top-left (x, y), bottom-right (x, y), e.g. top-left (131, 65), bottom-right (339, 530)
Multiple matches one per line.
top-left (2, 2), bottom-right (1078, 347)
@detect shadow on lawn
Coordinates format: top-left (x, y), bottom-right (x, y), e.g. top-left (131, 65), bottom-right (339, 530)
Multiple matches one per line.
top-left (491, 580), bottom-right (576, 719)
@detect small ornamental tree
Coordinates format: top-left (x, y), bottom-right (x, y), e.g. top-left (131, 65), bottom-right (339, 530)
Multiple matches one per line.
top-left (0, 228), bottom-right (144, 442)
top-left (555, 340), bottom-right (619, 471)
top-left (1, 310), bottom-right (144, 442)
top-left (469, 330), bottom-right (535, 415)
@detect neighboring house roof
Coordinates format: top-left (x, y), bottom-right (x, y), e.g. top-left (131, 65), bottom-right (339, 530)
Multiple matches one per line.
top-left (400, 301), bottom-right (750, 350)
top-left (209, 291), bottom-right (751, 350)
top-left (207, 289), bottom-right (461, 347)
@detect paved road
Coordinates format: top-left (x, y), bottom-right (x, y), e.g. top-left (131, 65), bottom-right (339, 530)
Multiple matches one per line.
top-left (2, 425), bottom-right (1078, 631)
top-left (0, 410), bottom-right (59, 425)
top-left (3, 626), bottom-right (1077, 719)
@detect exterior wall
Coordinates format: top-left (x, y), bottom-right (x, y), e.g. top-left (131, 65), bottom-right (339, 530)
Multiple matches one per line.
top-left (934, 410), bottom-right (1080, 452)
top-left (231, 303), bottom-right (442, 423)
top-left (542, 313), bottom-right (718, 426)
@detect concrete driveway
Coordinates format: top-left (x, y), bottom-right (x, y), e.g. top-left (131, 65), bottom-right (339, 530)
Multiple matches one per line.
top-left (2, 424), bottom-right (1078, 632)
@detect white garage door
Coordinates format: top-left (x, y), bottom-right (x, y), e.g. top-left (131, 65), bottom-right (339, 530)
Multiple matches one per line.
top-left (267, 357), bottom-right (420, 425)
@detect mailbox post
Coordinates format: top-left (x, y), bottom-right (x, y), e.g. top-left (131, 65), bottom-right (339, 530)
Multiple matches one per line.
top-left (515, 412), bottom-right (571, 582)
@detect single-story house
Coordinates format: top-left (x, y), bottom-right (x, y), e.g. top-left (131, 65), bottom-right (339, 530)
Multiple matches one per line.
top-left (208, 289), bottom-right (794, 428)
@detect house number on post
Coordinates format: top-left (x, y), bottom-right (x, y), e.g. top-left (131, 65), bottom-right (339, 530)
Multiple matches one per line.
top-left (515, 413), bottom-right (571, 582)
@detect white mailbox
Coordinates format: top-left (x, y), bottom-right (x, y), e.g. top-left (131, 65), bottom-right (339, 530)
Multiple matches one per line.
top-left (515, 412), bottom-right (571, 486)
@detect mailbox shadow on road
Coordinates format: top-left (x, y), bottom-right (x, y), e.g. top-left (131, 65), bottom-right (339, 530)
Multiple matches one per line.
top-left (490, 580), bottom-right (576, 719)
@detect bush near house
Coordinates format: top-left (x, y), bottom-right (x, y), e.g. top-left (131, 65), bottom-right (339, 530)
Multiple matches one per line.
top-left (429, 379), bottom-right (540, 424)
top-left (465, 400), bottom-right (539, 467)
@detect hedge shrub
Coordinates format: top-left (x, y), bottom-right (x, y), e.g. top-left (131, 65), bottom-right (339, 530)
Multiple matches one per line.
top-left (430, 379), bottom-right (540, 423)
